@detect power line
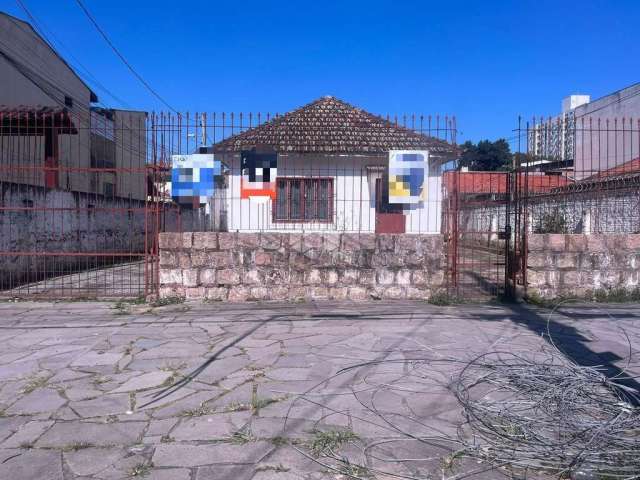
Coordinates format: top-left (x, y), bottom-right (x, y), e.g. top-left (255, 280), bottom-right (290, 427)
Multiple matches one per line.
top-left (73, 0), bottom-right (177, 113)
top-left (12, 0), bottom-right (132, 109)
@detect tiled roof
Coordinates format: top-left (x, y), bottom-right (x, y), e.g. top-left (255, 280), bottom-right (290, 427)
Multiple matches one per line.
top-left (443, 171), bottom-right (571, 195)
top-left (213, 96), bottom-right (458, 156)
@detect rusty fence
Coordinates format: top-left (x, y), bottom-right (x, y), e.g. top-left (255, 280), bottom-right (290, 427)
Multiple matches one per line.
top-left (0, 107), bottom-right (457, 299)
top-left (442, 115), bottom-right (640, 299)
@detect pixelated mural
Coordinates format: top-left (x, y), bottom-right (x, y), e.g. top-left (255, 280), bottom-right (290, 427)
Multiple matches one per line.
top-left (388, 150), bottom-right (429, 204)
top-left (241, 149), bottom-right (278, 203)
top-left (171, 154), bottom-right (222, 205)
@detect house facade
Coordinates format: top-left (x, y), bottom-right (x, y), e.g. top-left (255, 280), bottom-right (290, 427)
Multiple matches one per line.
top-left (212, 96), bottom-right (457, 234)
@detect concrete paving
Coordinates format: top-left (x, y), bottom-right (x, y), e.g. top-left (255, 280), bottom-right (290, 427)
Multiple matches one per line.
top-left (0, 299), bottom-right (637, 479)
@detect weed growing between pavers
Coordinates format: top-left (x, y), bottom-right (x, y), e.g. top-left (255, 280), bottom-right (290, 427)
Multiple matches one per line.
top-left (128, 462), bottom-right (153, 477)
top-left (21, 374), bottom-right (51, 394)
top-left (230, 429), bottom-right (256, 445)
top-left (179, 402), bottom-right (215, 417)
top-left (308, 429), bottom-right (359, 457)
top-left (61, 442), bottom-right (94, 452)
top-left (526, 287), bottom-right (640, 308)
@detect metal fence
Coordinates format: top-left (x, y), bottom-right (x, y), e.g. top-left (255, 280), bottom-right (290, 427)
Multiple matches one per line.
top-left (0, 107), bottom-right (457, 298)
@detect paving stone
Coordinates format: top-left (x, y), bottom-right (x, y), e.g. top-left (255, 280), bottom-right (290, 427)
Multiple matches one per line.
top-left (0, 448), bottom-right (63, 480)
top-left (64, 447), bottom-right (126, 476)
top-left (146, 468), bottom-right (191, 480)
top-left (195, 464), bottom-right (255, 480)
top-left (172, 411), bottom-right (252, 440)
top-left (69, 393), bottom-right (130, 418)
top-left (152, 442), bottom-right (273, 467)
top-left (36, 421), bottom-right (146, 448)
top-left (1, 420), bottom-right (54, 448)
top-left (70, 351), bottom-right (122, 367)
top-left (6, 388), bottom-right (66, 414)
top-left (110, 371), bottom-right (173, 393)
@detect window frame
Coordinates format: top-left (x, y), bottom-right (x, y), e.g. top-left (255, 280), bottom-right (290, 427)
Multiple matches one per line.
top-left (272, 177), bottom-right (334, 223)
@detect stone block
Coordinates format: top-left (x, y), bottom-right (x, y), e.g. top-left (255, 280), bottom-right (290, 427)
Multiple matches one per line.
top-left (556, 254), bottom-right (577, 269)
top-left (328, 287), bottom-right (348, 300)
top-left (249, 287), bottom-right (270, 300)
top-left (263, 269), bottom-right (290, 285)
top-left (406, 287), bottom-right (430, 300)
top-left (192, 232), bottom-right (217, 250)
top-left (347, 287), bottom-right (368, 300)
top-left (237, 233), bottom-right (260, 248)
top-left (396, 235), bottom-right (420, 252)
top-left (526, 270), bottom-right (545, 287)
top-left (428, 270), bottom-right (445, 286)
top-left (323, 233), bottom-right (341, 252)
top-left (200, 269), bottom-right (216, 286)
top-left (547, 234), bottom-right (565, 252)
top-left (376, 269), bottom-right (395, 285)
top-left (255, 252), bottom-right (273, 266)
top-left (217, 269), bottom-right (240, 285)
top-left (184, 287), bottom-right (205, 299)
top-left (159, 285), bottom-right (185, 298)
top-left (359, 269), bottom-right (376, 285)
top-left (176, 252), bottom-right (192, 268)
top-left (626, 234), bottom-right (640, 251)
top-left (324, 269), bottom-right (339, 285)
top-left (205, 287), bottom-right (227, 301)
top-left (412, 270), bottom-right (428, 286)
top-left (587, 235), bottom-right (607, 252)
top-left (159, 250), bottom-right (176, 267)
top-left (218, 232), bottom-right (237, 250)
top-left (527, 253), bottom-right (549, 269)
top-left (527, 234), bottom-right (545, 252)
top-left (182, 268), bottom-right (199, 287)
top-left (565, 235), bottom-right (587, 252)
top-left (270, 286), bottom-right (289, 301)
top-left (259, 232), bottom-right (282, 250)
top-left (359, 234), bottom-right (376, 250)
top-left (341, 233), bottom-right (362, 252)
top-left (289, 286), bottom-right (307, 301)
top-left (159, 268), bottom-right (182, 285)
top-left (382, 286), bottom-right (406, 299)
top-left (341, 269), bottom-right (359, 285)
top-left (243, 269), bottom-right (262, 285)
top-left (159, 233), bottom-right (182, 250)
top-left (420, 234), bottom-right (443, 251)
top-left (288, 234), bottom-right (304, 252)
top-left (396, 269), bottom-right (412, 285)
top-left (227, 286), bottom-right (250, 302)
top-left (560, 271), bottom-right (580, 287)
top-left (308, 287), bottom-right (329, 299)
top-left (377, 234), bottom-right (395, 251)
top-left (304, 269), bottom-right (322, 285)
top-left (302, 233), bottom-right (323, 250)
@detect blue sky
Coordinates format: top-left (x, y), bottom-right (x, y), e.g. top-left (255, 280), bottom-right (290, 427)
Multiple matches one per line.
top-left (2, 0), bottom-right (639, 144)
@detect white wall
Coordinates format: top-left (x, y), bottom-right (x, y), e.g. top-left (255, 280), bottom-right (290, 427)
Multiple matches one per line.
top-left (217, 152), bottom-right (443, 234)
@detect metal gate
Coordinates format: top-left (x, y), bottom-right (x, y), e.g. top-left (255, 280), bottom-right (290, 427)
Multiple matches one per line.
top-left (0, 108), bottom-right (168, 299)
top-left (443, 170), bottom-right (513, 299)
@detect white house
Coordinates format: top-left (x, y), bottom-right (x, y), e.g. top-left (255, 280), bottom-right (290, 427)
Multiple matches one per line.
top-left (212, 96), bottom-right (458, 234)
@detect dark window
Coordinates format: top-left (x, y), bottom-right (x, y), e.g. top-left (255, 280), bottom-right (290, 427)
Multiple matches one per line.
top-left (64, 96), bottom-right (73, 108)
top-left (274, 178), bottom-right (333, 222)
top-left (104, 183), bottom-right (115, 197)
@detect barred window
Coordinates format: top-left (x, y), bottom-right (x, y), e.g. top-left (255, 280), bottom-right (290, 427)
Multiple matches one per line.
top-left (274, 178), bottom-right (333, 222)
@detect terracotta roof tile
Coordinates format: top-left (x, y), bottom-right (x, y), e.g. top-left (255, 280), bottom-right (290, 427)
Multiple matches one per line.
top-left (213, 96), bottom-right (457, 156)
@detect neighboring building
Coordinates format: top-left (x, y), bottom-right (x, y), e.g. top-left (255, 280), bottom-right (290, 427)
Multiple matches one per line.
top-left (527, 82), bottom-right (640, 179)
top-left (0, 11), bottom-right (146, 200)
top-left (211, 96), bottom-right (458, 234)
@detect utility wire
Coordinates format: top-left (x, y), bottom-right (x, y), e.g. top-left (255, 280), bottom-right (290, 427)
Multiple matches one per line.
top-left (13, 0), bottom-right (132, 109)
top-left (73, 0), bottom-right (177, 113)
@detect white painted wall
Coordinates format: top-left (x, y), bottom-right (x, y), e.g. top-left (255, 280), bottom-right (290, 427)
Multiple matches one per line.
top-left (217, 152), bottom-right (443, 233)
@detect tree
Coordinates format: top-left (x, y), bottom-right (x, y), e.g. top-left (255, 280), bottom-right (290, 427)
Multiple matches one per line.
top-left (458, 139), bottom-right (512, 171)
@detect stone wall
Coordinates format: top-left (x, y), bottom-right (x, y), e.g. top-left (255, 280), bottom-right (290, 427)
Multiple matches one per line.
top-left (158, 232), bottom-right (445, 301)
top-left (527, 234), bottom-right (640, 298)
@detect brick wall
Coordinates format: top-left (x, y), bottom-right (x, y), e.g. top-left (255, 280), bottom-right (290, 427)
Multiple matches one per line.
top-left (158, 232), bottom-right (445, 301)
top-left (527, 234), bottom-right (640, 298)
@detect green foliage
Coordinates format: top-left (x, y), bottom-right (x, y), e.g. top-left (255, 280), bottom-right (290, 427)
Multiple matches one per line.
top-left (534, 209), bottom-right (568, 234)
top-left (459, 139), bottom-right (512, 171)
top-left (309, 429), bottom-right (359, 457)
top-left (152, 296), bottom-right (185, 307)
